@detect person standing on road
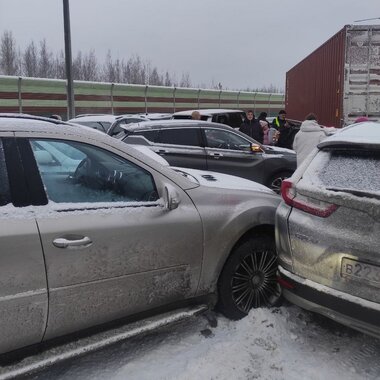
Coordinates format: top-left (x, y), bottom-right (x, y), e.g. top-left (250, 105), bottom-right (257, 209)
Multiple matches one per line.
top-left (272, 110), bottom-right (288, 129)
top-left (260, 120), bottom-right (272, 145)
top-left (272, 110), bottom-right (295, 149)
top-left (239, 110), bottom-right (263, 143)
top-left (293, 113), bottom-right (328, 166)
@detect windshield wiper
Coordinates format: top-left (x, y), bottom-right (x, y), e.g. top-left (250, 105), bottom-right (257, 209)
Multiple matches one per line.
top-left (326, 187), bottom-right (380, 200)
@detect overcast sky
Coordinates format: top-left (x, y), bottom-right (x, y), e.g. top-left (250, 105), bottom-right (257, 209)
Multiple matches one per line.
top-left (1, 0), bottom-right (380, 90)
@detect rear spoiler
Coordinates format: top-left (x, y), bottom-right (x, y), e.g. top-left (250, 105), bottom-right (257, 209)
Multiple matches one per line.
top-left (318, 140), bottom-right (380, 151)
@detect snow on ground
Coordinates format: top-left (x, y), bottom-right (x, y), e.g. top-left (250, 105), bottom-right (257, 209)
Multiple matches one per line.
top-left (30, 304), bottom-right (380, 380)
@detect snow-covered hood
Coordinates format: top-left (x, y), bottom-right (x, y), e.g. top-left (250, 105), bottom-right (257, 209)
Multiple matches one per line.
top-left (171, 167), bottom-right (274, 194)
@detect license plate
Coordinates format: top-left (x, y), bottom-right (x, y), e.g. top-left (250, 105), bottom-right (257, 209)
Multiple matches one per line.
top-left (341, 257), bottom-right (380, 287)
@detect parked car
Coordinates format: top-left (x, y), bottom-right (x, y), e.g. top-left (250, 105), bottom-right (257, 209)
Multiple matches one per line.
top-left (68, 114), bottom-right (148, 135)
top-left (276, 121), bottom-right (380, 339)
top-left (117, 120), bottom-right (296, 192)
top-left (0, 113), bottom-right (281, 355)
top-left (172, 109), bottom-right (246, 129)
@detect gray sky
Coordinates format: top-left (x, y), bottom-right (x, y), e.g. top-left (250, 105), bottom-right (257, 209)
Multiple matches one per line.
top-left (1, 0), bottom-right (380, 90)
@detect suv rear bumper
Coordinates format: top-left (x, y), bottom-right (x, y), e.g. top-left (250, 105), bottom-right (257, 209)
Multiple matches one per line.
top-left (278, 266), bottom-right (380, 339)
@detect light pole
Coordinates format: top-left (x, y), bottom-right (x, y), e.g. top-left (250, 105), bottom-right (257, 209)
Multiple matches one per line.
top-left (63, 0), bottom-right (74, 119)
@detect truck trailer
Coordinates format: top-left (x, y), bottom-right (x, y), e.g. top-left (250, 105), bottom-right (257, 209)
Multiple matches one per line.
top-left (286, 24), bottom-right (380, 127)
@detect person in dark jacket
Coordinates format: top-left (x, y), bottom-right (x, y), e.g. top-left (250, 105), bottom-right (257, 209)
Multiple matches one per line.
top-left (257, 111), bottom-right (268, 122)
top-left (271, 110), bottom-right (287, 129)
top-left (271, 110), bottom-right (298, 149)
top-left (239, 110), bottom-right (263, 143)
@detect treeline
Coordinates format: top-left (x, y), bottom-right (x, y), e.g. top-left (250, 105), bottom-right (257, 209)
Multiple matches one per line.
top-left (0, 30), bottom-right (281, 92)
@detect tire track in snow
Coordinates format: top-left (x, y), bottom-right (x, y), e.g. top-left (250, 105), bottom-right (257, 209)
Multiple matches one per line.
top-left (339, 340), bottom-right (380, 378)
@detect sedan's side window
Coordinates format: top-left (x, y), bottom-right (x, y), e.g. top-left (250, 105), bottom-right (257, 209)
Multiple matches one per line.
top-left (204, 129), bottom-right (251, 151)
top-left (0, 139), bottom-right (11, 206)
top-left (30, 139), bottom-right (159, 204)
top-left (159, 128), bottom-right (201, 147)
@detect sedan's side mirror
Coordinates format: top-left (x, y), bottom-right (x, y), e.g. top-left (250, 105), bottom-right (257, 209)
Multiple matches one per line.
top-left (164, 185), bottom-right (180, 210)
top-left (250, 143), bottom-right (264, 153)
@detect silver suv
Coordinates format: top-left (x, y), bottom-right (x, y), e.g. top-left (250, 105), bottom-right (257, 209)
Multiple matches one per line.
top-left (276, 121), bottom-right (380, 338)
top-left (0, 114), bottom-right (280, 355)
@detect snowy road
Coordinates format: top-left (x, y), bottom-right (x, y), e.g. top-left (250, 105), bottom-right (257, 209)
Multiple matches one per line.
top-left (25, 304), bottom-right (380, 380)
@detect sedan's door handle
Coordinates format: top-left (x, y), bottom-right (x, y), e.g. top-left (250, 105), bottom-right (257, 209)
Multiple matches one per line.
top-left (53, 235), bottom-right (92, 249)
top-left (156, 149), bottom-right (169, 154)
top-left (209, 152), bottom-right (224, 158)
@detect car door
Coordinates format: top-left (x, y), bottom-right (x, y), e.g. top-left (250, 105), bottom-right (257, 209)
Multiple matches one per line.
top-left (17, 135), bottom-right (203, 341)
top-left (203, 128), bottom-right (267, 183)
top-left (154, 127), bottom-right (208, 169)
top-left (0, 136), bottom-right (48, 354)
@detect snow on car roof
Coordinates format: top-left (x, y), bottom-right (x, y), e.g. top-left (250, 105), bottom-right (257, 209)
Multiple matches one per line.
top-left (120, 119), bottom-right (234, 131)
top-left (319, 121), bottom-right (380, 148)
top-left (69, 115), bottom-right (117, 123)
top-left (173, 109), bottom-right (245, 116)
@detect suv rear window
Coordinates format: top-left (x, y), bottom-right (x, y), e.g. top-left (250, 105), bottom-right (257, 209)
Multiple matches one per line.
top-left (302, 150), bottom-right (380, 195)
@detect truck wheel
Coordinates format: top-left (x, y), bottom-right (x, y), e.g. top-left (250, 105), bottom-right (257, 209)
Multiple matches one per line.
top-left (267, 171), bottom-right (293, 194)
top-left (217, 235), bottom-right (281, 320)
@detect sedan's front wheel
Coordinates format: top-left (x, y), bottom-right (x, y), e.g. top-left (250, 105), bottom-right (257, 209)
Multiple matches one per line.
top-left (217, 236), bottom-right (281, 320)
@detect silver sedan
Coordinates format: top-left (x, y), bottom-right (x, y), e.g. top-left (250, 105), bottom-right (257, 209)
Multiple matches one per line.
top-left (0, 114), bottom-right (280, 355)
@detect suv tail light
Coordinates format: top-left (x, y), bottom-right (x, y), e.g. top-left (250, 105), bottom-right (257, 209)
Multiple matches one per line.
top-left (281, 179), bottom-right (338, 218)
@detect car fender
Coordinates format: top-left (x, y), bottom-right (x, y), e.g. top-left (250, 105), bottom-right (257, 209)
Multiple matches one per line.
top-left (184, 187), bottom-right (280, 295)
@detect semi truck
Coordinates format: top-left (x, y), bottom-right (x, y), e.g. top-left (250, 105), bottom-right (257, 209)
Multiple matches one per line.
top-left (286, 24), bottom-right (380, 127)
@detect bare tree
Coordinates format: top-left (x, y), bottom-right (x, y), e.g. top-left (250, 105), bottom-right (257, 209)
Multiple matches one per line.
top-left (22, 41), bottom-right (38, 77)
top-left (37, 39), bottom-right (54, 78)
top-left (82, 50), bottom-right (98, 81)
top-left (102, 50), bottom-right (123, 82)
top-left (125, 55), bottom-right (146, 84)
top-left (0, 30), bottom-right (19, 75)
top-left (72, 51), bottom-right (83, 80)
top-left (53, 50), bottom-right (66, 79)
top-left (149, 67), bottom-right (162, 85)
top-left (179, 72), bottom-right (191, 88)
top-left (164, 71), bottom-right (172, 86)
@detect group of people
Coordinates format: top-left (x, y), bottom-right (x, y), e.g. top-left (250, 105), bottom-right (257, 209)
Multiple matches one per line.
top-left (239, 110), bottom-right (334, 166)
top-left (239, 109), bottom-right (297, 150)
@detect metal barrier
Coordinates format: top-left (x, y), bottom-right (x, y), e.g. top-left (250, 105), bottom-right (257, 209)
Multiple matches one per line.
top-left (0, 75), bottom-right (285, 120)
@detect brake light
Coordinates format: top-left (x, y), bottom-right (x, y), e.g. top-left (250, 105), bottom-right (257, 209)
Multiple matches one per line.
top-left (281, 179), bottom-right (338, 218)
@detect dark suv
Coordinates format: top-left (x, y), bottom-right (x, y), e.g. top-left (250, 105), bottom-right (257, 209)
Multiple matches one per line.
top-left (117, 120), bottom-right (296, 192)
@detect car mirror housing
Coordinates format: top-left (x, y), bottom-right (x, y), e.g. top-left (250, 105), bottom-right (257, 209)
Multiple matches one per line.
top-left (164, 185), bottom-right (180, 210)
top-left (251, 143), bottom-right (264, 153)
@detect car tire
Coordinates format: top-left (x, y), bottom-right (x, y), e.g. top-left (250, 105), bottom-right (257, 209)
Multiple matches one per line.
top-left (217, 235), bottom-right (281, 320)
top-left (266, 171), bottom-right (293, 194)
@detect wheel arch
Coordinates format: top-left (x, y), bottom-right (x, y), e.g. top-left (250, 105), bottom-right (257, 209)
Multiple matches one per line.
top-left (217, 223), bottom-right (275, 281)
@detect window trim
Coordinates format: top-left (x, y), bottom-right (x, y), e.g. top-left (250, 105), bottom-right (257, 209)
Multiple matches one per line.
top-left (27, 138), bottom-right (160, 207)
